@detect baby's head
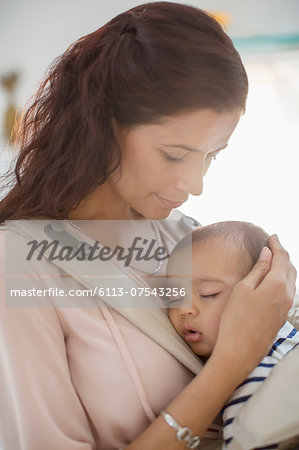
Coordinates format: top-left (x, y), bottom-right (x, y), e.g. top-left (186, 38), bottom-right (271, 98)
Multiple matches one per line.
top-left (167, 221), bottom-right (270, 359)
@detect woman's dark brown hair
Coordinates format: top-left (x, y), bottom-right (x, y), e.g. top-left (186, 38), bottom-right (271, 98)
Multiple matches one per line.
top-left (0, 1), bottom-right (248, 222)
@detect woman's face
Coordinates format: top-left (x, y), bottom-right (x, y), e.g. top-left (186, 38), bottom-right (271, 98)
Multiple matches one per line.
top-left (109, 108), bottom-right (241, 220)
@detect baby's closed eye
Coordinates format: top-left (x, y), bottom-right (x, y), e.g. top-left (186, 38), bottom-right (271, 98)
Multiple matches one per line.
top-left (199, 292), bottom-right (220, 300)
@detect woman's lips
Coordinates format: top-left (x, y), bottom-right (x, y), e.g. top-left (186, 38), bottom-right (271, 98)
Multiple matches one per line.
top-left (155, 194), bottom-right (184, 209)
top-left (182, 324), bottom-right (203, 343)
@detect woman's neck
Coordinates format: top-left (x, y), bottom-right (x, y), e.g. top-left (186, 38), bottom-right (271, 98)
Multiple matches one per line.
top-left (68, 183), bottom-right (144, 221)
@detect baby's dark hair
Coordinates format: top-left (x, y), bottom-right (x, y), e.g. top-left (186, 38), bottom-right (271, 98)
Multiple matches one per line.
top-left (172, 221), bottom-right (271, 277)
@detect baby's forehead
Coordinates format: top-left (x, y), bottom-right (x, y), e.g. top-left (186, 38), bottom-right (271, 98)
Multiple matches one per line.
top-left (172, 235), bottom-right (244, 258)
top-left (194, 236), bottom-right (248, 264)
top-left (192, 235), bottom-right (243, 254)
top-left (167, 235), bottom-right (249, 277)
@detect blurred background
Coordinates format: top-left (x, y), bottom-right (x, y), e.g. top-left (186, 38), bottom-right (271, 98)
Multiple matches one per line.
top-left (0, 0), bottom-right (299, 278)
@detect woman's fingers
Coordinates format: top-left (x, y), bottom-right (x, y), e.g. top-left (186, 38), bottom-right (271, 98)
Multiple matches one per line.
top-left (287, 261), bottom-right (297, 306)
top-left (244, 235), bottom-right (296, 304)
top-left (268, 234), bottom-right (290, 275)
top-left (267, 235), bottom-right (296, 310)
top-left (242, 246), bottom-right (272, 290)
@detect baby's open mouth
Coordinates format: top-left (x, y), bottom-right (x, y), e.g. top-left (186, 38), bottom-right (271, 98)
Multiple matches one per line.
top-left (182, 324), bottom-right (203, 343)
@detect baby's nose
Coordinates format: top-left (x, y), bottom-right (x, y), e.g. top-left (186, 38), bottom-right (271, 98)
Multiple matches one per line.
top-left (178, 301), bottom-right (199, 317)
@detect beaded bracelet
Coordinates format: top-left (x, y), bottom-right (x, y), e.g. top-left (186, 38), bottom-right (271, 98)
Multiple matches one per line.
top-left (160, 410), bottom-right (201, 449)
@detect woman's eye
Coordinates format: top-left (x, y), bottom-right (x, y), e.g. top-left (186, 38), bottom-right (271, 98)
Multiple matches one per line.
top-left (161, 151), bottom-right (184, 163)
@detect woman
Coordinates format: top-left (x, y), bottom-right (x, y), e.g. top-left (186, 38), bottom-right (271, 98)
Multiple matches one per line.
top-left (0, 2), bottom-right (297, 449)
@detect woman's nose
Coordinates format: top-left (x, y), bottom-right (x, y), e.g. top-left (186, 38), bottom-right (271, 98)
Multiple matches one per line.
top-left (175, 163), bottom-right (204, 196)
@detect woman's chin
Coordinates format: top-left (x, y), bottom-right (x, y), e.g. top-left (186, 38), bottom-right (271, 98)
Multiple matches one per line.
top-left (131, 205), bottom-right (173, 221)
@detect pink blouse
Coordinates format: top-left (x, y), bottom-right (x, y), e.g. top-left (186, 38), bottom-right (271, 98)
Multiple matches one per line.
top-left (0, 227), bottom-right (201, 450)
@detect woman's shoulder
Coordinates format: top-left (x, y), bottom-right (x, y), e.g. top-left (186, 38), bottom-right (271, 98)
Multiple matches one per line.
top-left (1, 223), bottom-right (61, 274)
top-left (0, 222), bottom-right (100, 311)
top-left (0, 227), bottom-right (61, 314)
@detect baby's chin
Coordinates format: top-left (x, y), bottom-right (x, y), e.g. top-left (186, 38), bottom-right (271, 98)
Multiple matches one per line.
top-left (188, 341), bottom-right (213, 360)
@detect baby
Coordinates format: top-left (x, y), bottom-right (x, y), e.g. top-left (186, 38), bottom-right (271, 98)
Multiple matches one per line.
top-left (166, 221), bottom-right (299, 449)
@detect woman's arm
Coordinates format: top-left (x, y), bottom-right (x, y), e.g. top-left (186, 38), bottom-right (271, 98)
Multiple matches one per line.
top-left (126, 349), bottom-right (252, 450)
top-left (126, 235), bottom-right (296, 449)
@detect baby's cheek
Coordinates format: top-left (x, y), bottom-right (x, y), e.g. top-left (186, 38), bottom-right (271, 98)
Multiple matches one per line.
top-left (167, 307), bottom-right (174, 321)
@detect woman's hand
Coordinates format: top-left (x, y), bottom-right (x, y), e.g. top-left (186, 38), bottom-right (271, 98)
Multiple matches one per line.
top-left (213, 235), bottom-right (297, 378)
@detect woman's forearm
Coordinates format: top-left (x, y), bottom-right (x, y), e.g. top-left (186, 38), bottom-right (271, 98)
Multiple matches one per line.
top-left (126, 351), bottom-right (247, 450)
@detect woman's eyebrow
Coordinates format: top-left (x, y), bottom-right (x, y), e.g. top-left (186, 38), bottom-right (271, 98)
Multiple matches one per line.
top-left (163, 143), bottom-right (228, 153)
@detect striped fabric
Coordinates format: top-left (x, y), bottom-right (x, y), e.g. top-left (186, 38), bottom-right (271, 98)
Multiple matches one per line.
top-left (221, 321), bottom-right (299, 449)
